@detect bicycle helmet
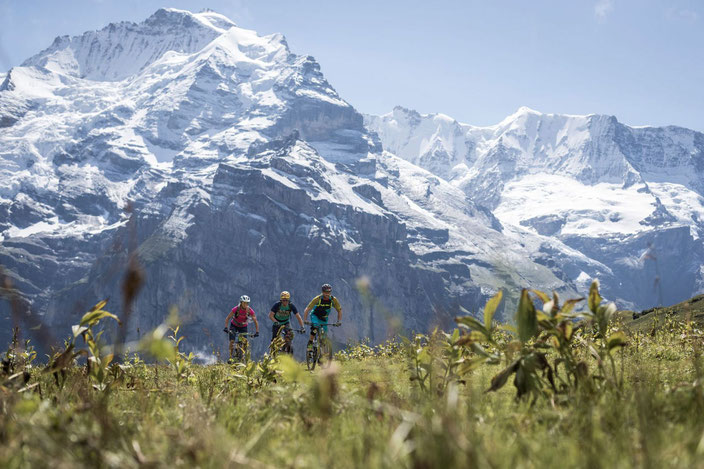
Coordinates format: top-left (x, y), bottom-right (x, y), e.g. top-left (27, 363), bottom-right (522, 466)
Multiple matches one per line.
top-left (321, 283), bottom-right (332, 292)
top-left (239, 295), bottom-right (250, 303)
top-left (280, 291), bottom-right (291, 300)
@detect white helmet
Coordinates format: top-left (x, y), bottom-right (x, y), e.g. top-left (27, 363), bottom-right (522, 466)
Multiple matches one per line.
top-left (240, 295), bottom-right (250, 303)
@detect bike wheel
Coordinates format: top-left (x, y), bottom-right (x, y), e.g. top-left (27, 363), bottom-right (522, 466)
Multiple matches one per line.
top-left (306, 345), bottom-right (317, 370)
top-left (236, 339), bottom-right (249, 364)
top-left (319, 338), bottom-right (333, 368)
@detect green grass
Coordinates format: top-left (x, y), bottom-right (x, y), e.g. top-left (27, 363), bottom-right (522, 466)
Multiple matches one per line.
top-left (2, 318), bottom-right (704, 469)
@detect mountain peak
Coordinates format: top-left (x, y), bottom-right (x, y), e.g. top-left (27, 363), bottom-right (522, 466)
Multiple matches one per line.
top-left (146, 8), bottom-right (237, 32)
top-left (504, 106), bottom-right (543, 121)
top-left (22, 8), bottom-right (234, 81)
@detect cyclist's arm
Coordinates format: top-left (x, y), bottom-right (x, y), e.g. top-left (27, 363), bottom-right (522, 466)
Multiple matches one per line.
top-left (268, 311), bottom-right (276, 322)
top-left (334, 298), bottom-right (342, 322)
top-left (225, 310), bottom-right (234, 329)
top-left (291, 304), bottom-right (304, 328)
top-left (303, 296), bottom-right (318, 321)
top-left (250, 308), bottom-right (260, 333)
top-left (294, 313), bottom-right (304, 328)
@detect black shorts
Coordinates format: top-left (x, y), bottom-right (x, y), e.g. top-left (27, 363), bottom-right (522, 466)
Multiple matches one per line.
top-left (229, 325), bottom-right (247, 341)
top-left (272, 323), bottom-right (292, 341)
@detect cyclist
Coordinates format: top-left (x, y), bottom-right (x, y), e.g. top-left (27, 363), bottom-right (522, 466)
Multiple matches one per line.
top-left (268, 291), bottom-right (305, 350)
top-left (303, 284), bottom-right (342, 351)
top-left (223, 295), bottom-right (259, 361)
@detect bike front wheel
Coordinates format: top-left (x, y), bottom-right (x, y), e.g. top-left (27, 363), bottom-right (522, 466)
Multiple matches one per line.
top-left (236, 340), bottom-right (250, 364)
top-left (306, 345), bottom-right (318, 371)
top-left (319, 338), bottom-right (333, 368)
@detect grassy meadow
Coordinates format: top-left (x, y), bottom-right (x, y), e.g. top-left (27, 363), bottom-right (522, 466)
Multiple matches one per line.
top-left (2, 283), bottom-right (704, 468)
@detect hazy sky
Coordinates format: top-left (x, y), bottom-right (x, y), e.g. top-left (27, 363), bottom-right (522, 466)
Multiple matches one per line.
top-left (0, 0), bottom-right (702, 131)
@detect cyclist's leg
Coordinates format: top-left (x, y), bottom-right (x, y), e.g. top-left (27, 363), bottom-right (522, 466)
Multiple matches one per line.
top-left (307, 320), bottom-right (320, 349)
top-left (271, 323), bottom-right (280, 343)
top-left (228, 327), bottom-right (238, 359)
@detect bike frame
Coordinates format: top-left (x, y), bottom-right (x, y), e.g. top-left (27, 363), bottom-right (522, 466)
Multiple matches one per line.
top-left (271, 324), bottom-right (294, 354)
top-left (306, 322), bottom-right (338, 370)
top-left (230, 330), bottom-right (253, 363)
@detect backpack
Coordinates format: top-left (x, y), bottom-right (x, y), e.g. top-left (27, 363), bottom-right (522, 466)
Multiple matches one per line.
top-left (313, 295), bottom-right (335, 320)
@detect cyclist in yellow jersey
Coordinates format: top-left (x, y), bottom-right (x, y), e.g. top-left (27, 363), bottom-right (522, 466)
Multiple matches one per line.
top-left (303, 283), bottom-right (342, 350)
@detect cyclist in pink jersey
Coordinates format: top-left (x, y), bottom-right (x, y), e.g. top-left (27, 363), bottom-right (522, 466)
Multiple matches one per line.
top-left (224, 295), bottom-right (260, 360)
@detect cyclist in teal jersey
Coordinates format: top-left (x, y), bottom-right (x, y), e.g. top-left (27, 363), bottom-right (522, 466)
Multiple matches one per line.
top-left (303, 284), bottom-right (342, 350)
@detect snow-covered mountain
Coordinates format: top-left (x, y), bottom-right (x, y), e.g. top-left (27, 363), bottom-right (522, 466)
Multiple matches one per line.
top-left (1, 9), bottom-right (702, 355)
top-left (0, 8), bottom-right (507, 355)
top-left (366, 106), bottom-right (704, 310)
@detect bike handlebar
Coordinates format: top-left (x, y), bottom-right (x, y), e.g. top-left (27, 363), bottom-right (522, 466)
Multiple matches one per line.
top-left (304, 321), bottom-right (341, 327)
top-left (223, 328), bottom-right (258, 338)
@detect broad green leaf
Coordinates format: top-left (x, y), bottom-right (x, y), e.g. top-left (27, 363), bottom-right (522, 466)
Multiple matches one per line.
top-left (90, 300), bottom-right (108, 313)
top-left (559, 298), bottom-right (584, 316)
top-left (537, 311), bottom-right (551, 322)
top-left (456, 315), bottom-right (491, 340)
top-left (103, 353), bottom-right (114, 367)
top-left (530, 289), bottom-right (550, 304)
top-left (80, 309), bottom-right (121, 327)
top-left (487, 359), bottom-right (520, 393)
top-left (607, 331), bottom-right (627, 351)
top-left (538, 320), bottom-right (554, 332)
top-left (588, 280), bottom-right (602, 314)
top-left (558, 320), bottom-right (574, 341)
top-left (483, 291), bottom-right (503, 330)
top-left (516, 289), bottom-right (537, 343)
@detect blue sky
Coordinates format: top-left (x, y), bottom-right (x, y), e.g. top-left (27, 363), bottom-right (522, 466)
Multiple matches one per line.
top-left (0, 0), bottom-right (702, 130)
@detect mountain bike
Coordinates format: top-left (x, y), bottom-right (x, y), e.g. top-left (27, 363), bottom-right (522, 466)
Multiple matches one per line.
top-left (270, 324), bottom-right (306, 356)
top-left (223, 329), bottom-right (258, 363)
top-left (304, 321), bottom-right (340, 370)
